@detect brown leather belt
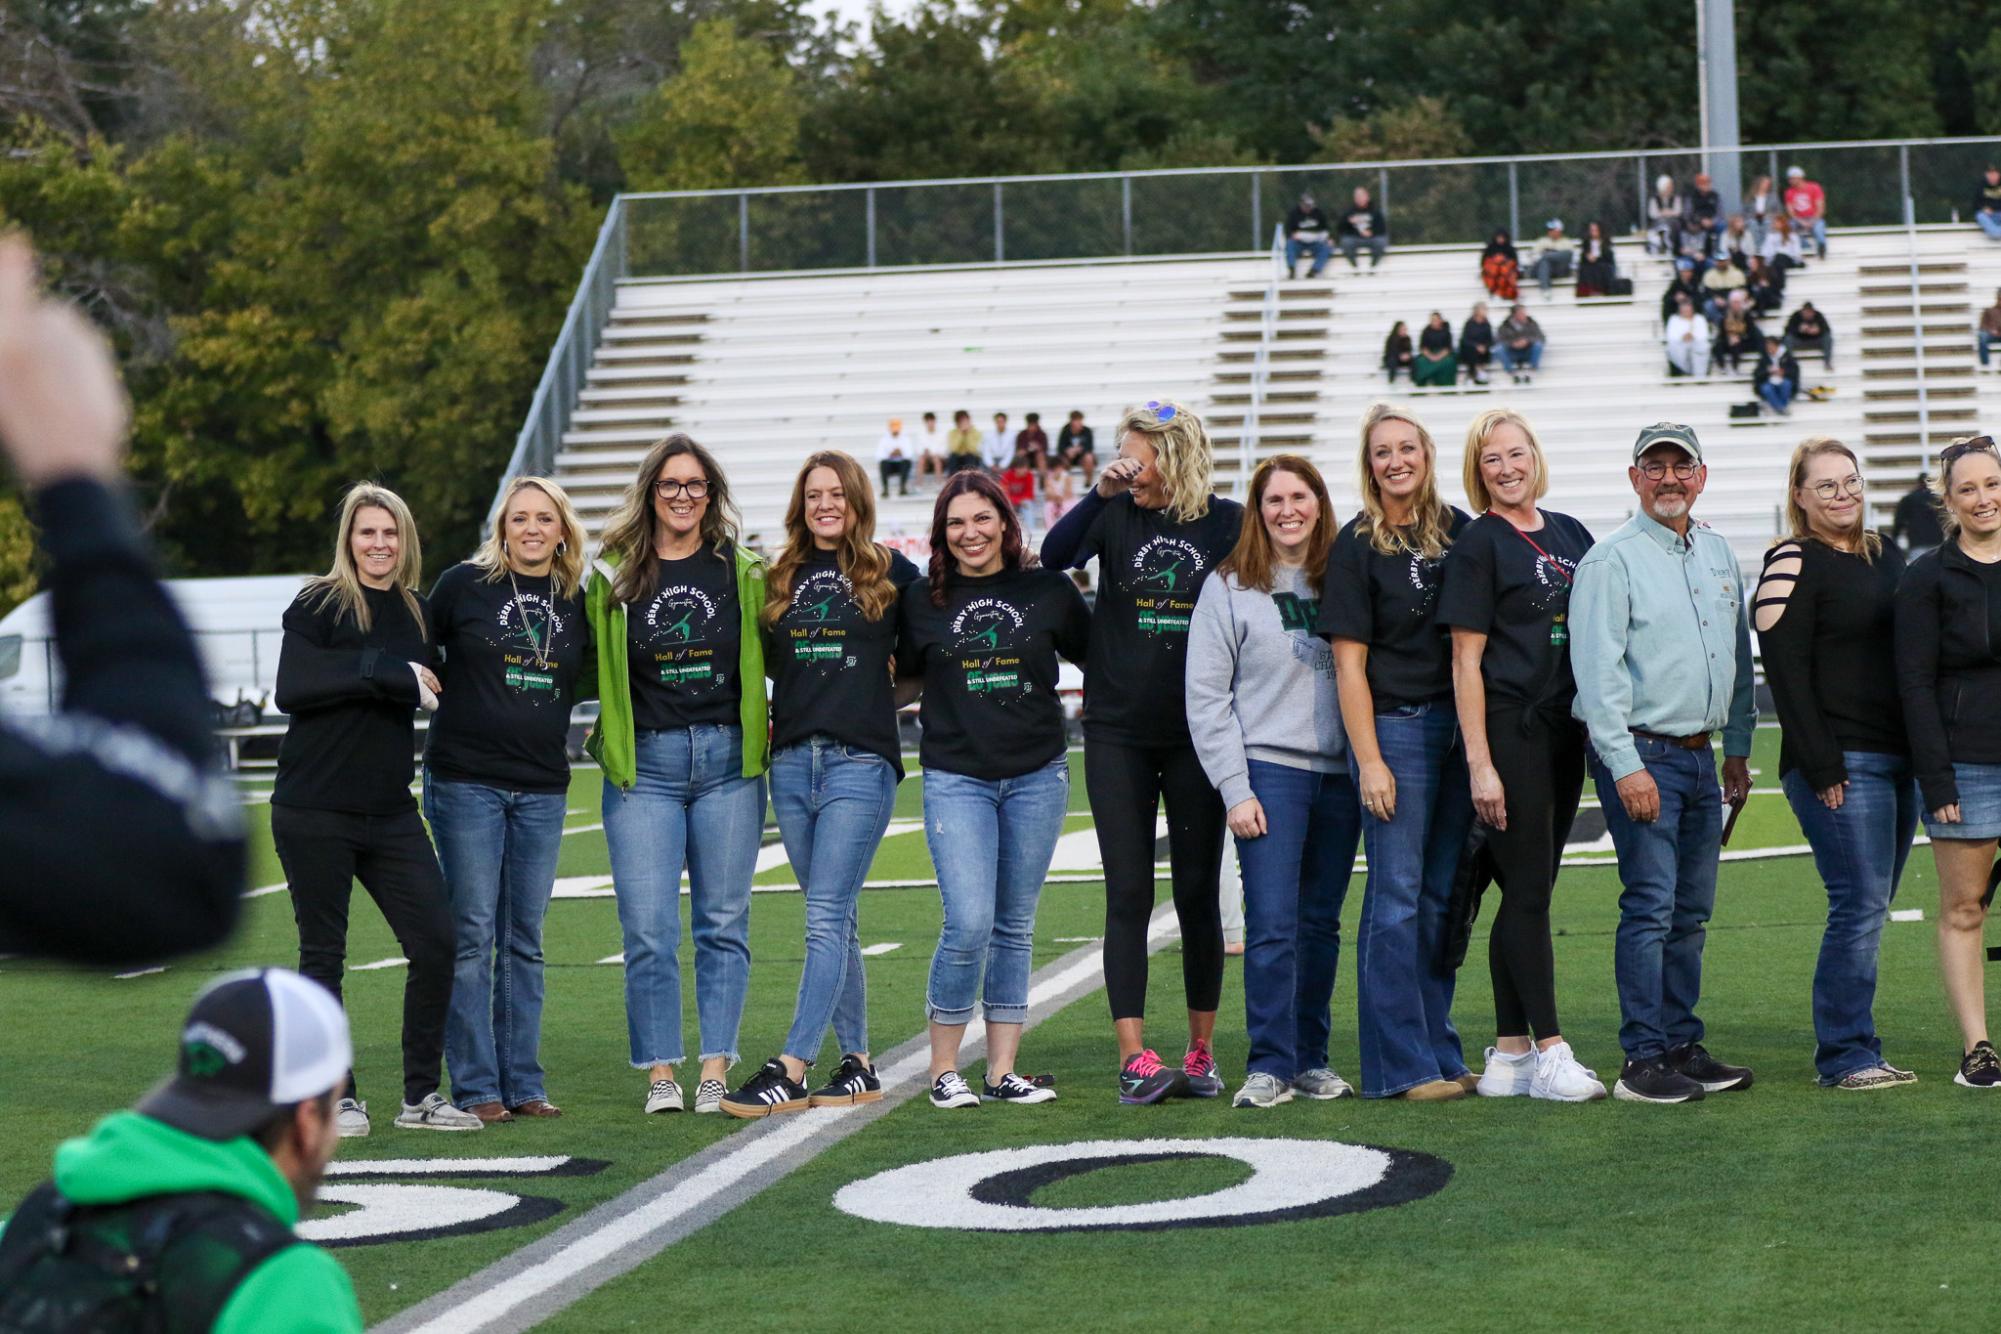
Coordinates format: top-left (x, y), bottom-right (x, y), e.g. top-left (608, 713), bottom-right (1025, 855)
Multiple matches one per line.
top-left (1631, 728), bottom-right (1711, 750)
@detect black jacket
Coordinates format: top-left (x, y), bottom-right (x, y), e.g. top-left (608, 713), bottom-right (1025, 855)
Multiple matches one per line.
top-left (1894, 541), bottom-right (2001, 809)
top-left (1338, 205), bottom-right (1386, 240)
top-left (1285, 204), bottom-right (1330, 237)
top-left (1751, 347), bottom-right (1799, 390)
top-left (1660, 277), bottom-right (1703, 323)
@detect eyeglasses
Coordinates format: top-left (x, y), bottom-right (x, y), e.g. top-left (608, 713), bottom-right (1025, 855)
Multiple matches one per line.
top-left (652, 479), bottom-right (711, 500)
top-left (1637, 460), bottom-right (1699, 481)
top-left (1807, 475), bottom-right (1864, 501)
top-left (1143, 400), bottom-right (1177, 423)
top-left (1941, 436), bottom-right (1997, 465)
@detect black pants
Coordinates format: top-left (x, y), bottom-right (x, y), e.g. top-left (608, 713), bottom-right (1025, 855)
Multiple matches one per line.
top-left (880, 458), bottom-right (912, 495)
top-left (1484, 706), bottom-right (1586, 1039)
top-left (271, 803), bottom-right (453, 1103)
top-left (1087, 737), bottom-right (1226, 1021)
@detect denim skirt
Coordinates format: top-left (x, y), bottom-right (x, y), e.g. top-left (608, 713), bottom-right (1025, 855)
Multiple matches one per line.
top-left (1925, 762), bottom-right (2001, 840)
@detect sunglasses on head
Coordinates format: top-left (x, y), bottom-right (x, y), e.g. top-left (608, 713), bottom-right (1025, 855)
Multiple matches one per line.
top-left (1143, 400), bottom-right (1177, 423)
top-left (1941, 435), bottom-right (1997, 465)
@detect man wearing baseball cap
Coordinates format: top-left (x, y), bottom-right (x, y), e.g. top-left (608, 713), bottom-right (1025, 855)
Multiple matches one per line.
top-left (1569, 424), bottom-right (1757, 1105)
top-left (0, 969), bottom-right (362, 1331)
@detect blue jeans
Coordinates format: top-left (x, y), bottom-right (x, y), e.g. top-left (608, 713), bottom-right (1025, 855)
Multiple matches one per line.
top-left (1782, 751), bottom-right (1919, 1082)
top-left (770, 739), bottom-right (898, 1065)
top-left (602, 726), bottom-right (765, 1068)
top-left (1980, 330), bottom-right (2000, 366)
top-left (1979, 211), bottom-right (2001, 241)
top-left (1236, 760), bottom-right (1362, 1079)
top-left (1591, 737), bottom-right (1722, 1060)
top-left (922, 759), bottom-right (1069, 1024)
top-left (1498, 341), bottom-right (1543, 371)
top-left (1286, 237), bottom-right (1332, 275)
top-left (1759, 378), bottom-right (1796, 412)
top-left (1351, 704), bottom-right (1472, 1096)
top-left (1798, 215), bottom-right (1827, 254)
top-left (423, 775), bottom-right (567, 1108)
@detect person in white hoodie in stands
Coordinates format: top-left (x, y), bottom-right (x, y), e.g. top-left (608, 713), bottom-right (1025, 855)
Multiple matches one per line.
top-left (1186, 453), bottom-right (1362, 1109)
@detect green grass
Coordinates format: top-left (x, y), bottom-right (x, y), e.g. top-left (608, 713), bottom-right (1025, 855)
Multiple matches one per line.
top-left (5, 726), bottom-right (1991, 1329)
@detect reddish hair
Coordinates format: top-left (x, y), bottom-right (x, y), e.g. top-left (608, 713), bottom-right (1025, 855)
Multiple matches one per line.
top-left (926, 471), bottom-right (1034, 606)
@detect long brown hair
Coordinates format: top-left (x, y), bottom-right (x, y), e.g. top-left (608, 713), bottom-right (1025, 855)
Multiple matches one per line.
top-left (1777, 436), bottom-right (1881, 561)
top-left (306, 482), bottom-right (427, 639)
top-left (926, 471), bottom-right (1034, 607)
top-left (1220, 454), bottom-right (1335, 593)
top-left (763, 451), bottom-right (897, 625)
top-left (597, 434), bottom-right (741, 605)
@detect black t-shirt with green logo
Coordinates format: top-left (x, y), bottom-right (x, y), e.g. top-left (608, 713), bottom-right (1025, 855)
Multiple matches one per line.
top-left (424, 562), bottom-right (591, 793)
top-left (1437, 510), bottom-right (1594, 713)
top-left (1317, 509), bottom-right (1470, 710)
top-left (768, 546), bottom-right (922, 775)
top-left (627, 546), bottom-right (741, 730)
top-left (1066, 493), bottom-right (1244, 744)
top-left (896, 566), bottom-right (1090, 781)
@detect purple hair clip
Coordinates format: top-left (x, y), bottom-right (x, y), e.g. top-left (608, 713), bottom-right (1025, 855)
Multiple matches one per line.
top-left (1144, 400), bottom-right (1177, 423)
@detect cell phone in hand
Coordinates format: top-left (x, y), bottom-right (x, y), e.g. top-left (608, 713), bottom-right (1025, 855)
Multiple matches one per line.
top-left (1720, 796), bottom-right (1745, 846)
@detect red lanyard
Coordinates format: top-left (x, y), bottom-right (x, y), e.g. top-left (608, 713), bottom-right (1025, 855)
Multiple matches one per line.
top-left (1491, 513), bottom-right (1571, 582)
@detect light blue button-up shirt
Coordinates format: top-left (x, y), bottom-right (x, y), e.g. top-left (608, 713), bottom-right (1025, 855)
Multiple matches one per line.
top-left (1570, 510), bottom-right (1756, 781)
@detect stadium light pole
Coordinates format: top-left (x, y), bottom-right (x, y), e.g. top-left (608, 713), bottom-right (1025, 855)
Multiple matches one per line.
top-left (1697, 0), bottom-right (1743, 214)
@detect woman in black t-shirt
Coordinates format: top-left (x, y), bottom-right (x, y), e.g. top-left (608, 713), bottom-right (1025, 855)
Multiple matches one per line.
top-left (1318, 403), bottom-right (1471, 1100)
top-left (721, 451), bottom-right (921, 1117)
top-left (903, 472), bottom-right (1090, 1108)
top-left (1438, 409), bottom-right (1605, 1101)
top-left (1754, 438), bottom-right (1916, 1091)
top-left (272, 483), bottom-right (476, 1136)
top-left (422, 477), bottom-right (594, 1123)
top-left (1042, 399), bottom-right (1244, 1104)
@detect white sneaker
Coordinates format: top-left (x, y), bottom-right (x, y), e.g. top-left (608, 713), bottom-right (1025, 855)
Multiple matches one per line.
top-left (1231, 1072), bottom-right (1293, 1109)
top-left (644, 1078), bottom-right (684, 1114)
top-left (335, 1098), bottom-right (369, 1138)
top-left (692, 1078), bottom-right (727, 1114)
top-left (394, 1092), bottom-right (485, 1131)
top-left (1531, 1041), bottom-right (1609, 1102)
top-left (1291, 1067), bottom-right (1354, 1100)
top-left (1476, 1047), bottom-right (1535, 1097)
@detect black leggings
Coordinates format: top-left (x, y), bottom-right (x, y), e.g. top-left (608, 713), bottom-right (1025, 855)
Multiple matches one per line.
top-left (1483, 707), bottom-right (1586, 1039)
top-left (271, 804), bottom-right (454, 1104)
top-left (1088, 737), bottom-right (1226, 1021)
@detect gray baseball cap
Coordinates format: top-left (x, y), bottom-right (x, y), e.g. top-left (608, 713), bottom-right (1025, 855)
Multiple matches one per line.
top-left (1632, 422), bottom-right (1703, 465)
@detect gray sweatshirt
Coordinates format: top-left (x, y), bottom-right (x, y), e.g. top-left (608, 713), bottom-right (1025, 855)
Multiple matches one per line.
top-left (1185, 562), bottom-right (1348, 810)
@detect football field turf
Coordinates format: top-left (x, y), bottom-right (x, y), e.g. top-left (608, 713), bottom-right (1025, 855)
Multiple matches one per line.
top-left (1, 727), bottom-right (1993, 1330)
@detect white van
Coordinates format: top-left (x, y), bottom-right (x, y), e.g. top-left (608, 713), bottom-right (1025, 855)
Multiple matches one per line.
top-left (0, 574), bottom-right (312, 720)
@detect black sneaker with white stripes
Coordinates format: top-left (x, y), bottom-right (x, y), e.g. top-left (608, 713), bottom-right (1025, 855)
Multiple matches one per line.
top-left (930, 1070), bottom-right (980, 1109)
top-left (1956, 1040), bottom-right (2001, 1088)
top-left (720, 1059), bottom-right (811, 1119)
top-left (809, 1053), bottom-right (883, 1107)
top-left (983, 1072), bottom-right (1057, 1104)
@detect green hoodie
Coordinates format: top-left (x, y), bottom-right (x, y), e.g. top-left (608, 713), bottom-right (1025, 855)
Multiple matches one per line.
top-left (10, 1110), bottom-right (362, 1333)
top-left (585, 543), bottom-right (769, 787)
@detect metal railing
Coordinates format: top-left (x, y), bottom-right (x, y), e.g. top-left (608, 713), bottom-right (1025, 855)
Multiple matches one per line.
top-left (1239, 226), bottom-right (1285, 477)
top-left (1902, 193), bottom-right (1932, 456)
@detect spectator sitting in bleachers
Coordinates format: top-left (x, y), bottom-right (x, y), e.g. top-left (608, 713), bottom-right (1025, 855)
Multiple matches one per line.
top-left (1000, 450), bottom-right (1038, 529)
top-left (1646, 174), bottom-right (1686, 255)
top-left (1664, 295), bottom-right (1712, 377)
top-left (1414, 311), bottom-right (1457, 387)
top-left (1496, 304), bottom-right (1545, 385)
top-left (1015, 412), bottom-right (1049, 469)
top-left (982, 411), bottom-right (1012, 470)
top-left (1054, 409), bottom-right (1096, 483)
top-left (1687, 172), bottom-right (1723, 235)
top-left (1660, 258), bottom-right (1704, 323)
top-left (1980, 289), bottom-right (2001, 369)
top-left (1891, 472), bottom-right (1944, 554)
top-left (1338, 186), bottom-right (1389, 269)
top-left (915, 410), bottom-right (946, 482)
top-left (1746, 173), bottom-right (1776, 249)
top-left (1674, 213), bottom-right (1714, 278)
top-left (945, 408), bottom-right (983, 474)
top-left (1700, 253), bottom-right (1746, 322)
top-left (1528, 218), bottom-right (1573, 296)
top-left (1784, 301), bottom-right (1835, 371)
top-left (1975, 166), bottom-right (2001, 241)
top-left (876, 416), bottom-right (914, 497)
top-left (1481, 229), bottom-right (1520, 300)
top-left (1043, 459), bottom-right (1077, 531)
top-left (1383, 320), bottom-right (1414, 383)
top-left (1752, 334), bottom-right (1800, 415)
top-left (1712, 293), bottom-right (1761, 373)
top-left (1718, 214), bottom-right (1753, 267)
top-left (1762, 213), bottom-right (1806, 274)
top-left (1575, 220), bottom-right (1617, 296)
top-left (1284, 191), bottom-right (1334, 277)
top-left (1784, 165), bottom-right (1828, 259)
top-left (1744, 254), bottom-right (1785, 316)
top-left (1459, 301), bottom-right (1495, 385)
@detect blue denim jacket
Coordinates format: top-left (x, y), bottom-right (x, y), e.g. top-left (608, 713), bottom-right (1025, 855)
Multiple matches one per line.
top-left (1570, 511), bottom-right (1756, 780)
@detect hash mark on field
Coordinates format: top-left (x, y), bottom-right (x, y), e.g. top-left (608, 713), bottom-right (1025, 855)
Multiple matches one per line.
top-left (113, 966), bottom-right (167, 979)
top-left (1890, 908), bottom-right (1925, 922)
top-left (597, 953), bottom-right (625, 965)
top-left (859, 942), bottom-right (901, 956)
top-left (353, 956), bottom-right (409, 971)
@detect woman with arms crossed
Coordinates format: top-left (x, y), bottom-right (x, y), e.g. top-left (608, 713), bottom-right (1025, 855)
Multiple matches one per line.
top-left (1186, 455), bottom-right (1362, 1108)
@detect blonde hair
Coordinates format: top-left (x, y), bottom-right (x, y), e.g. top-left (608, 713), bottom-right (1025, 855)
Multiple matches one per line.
top-left (307, 482), bottom-right (427, 638)
top-left (763, 451), bottom-right (898, 626)
top-left (474, 477), bottom-right (587, 598)
top-left (1936, 435), bottom-right (2001, 538)
top-left (1355, 402), bottom-right (1454, 559)
top-left (1461, 408), bottom-right (1551, 513)
top-left (1114, 399), bottom-right (1213, 524)
top-left (1219, 454), bottom-right (1335, 594)
top-left (598, 434), bottom-right (742, 605)
top-left (1777, 437), bottom-right (1880, 561)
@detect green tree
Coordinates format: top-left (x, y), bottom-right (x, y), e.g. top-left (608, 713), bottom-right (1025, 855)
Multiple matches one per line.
top-left (618, 18), bottom-right (805, 190)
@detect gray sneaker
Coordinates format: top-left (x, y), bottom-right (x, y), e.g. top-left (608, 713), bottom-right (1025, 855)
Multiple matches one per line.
top-left (693, 1078), bottom-right (727, 1114)
top-left (644, 1078), bottom-right (683, 1114)
top-left (394, 1093), bottom-right (484, 1131)
top-left (335, 1098), bottom-right (370, 1138)
top-left (1231, 1072), bottom-right (1294, 1109)
top-left (1292, 1067), bottom-right (1355, 1100)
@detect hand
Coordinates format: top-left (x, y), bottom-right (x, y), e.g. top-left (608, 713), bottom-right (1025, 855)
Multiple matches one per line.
top-left (1095, 456), bottom-right (1142, 500)
top-left (1817, 781), bottom-right (1847, 811)
top-left (0, 235), bottom-right (130, 487)
top-left (1358, 760), bottom-right (1397, 823)
top-left (1615, 770), bottom-right (1660, 823)
top-left (1720, 756), bottom-right (1752, 806)
top-left (1226, 797), bottom-right (1268, 840)
top-left (1470, 761), bottom-right (1508, 830)
top-left (413, 665), bottom-right (443, 697)
top-left (1934, 803), bottom-right (1962, 825)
